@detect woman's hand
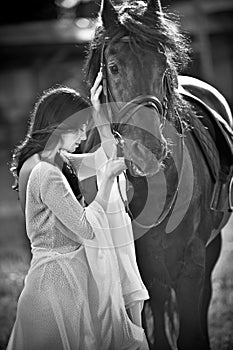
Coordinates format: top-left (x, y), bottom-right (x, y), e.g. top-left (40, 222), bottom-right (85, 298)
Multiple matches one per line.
top-left (90, 69), bottom-right (103, 114)
top-left (94, 145), bottom-right (127, 210)
top-left (104, 144), bottom-right (127, 181)
top-left (90, 70), bottom-right (114, 142)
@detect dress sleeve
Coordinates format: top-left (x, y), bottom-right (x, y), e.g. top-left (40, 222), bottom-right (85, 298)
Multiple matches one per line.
top-left (39, 162), bottom-right (94, 242)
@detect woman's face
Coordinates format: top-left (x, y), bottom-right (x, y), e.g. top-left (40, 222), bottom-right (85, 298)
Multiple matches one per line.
top-left (61, 124), bottom-right (87, 153)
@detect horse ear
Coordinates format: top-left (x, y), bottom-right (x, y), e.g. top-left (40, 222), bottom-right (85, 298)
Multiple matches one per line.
top-left (100, 0), bottom-right (119, 29)
top-left (145, 0), bottom-right (163, 14)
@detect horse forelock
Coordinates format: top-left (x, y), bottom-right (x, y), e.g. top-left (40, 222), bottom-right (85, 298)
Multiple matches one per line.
top-left (85, 2), bottom-right (189, 76)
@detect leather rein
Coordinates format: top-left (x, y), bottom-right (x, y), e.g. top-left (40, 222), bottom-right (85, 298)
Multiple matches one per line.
top-left (99, 36), bottom-right (185, 229)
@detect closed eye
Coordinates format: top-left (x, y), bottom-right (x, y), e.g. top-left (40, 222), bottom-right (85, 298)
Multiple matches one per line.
top-left (80, 124), bottom-right (86, 132)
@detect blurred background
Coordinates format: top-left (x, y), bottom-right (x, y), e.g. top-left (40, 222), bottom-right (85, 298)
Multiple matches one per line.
top-left (0, 0), bottom-right (232, 349)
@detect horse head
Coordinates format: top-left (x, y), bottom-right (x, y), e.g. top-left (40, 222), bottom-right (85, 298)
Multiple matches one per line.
top-left (85, 0), bottom-right (190, 177)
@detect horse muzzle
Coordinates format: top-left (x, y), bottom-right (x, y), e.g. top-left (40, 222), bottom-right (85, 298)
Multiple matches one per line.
top-left (123, 140), bottom-right (165, 177)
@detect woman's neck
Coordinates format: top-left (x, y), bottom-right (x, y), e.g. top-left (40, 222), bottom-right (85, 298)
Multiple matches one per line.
top-left (40, 147), bottom-right (59, 164)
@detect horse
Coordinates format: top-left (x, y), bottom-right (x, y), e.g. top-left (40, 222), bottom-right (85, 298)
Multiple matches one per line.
top-left (80, 0), bottom-right (233, 349)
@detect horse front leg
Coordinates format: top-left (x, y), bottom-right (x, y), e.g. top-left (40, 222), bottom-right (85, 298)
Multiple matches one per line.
top-left (141, 261), bottom-right (179, 350)
top-left (200, 232), bottom-right (222, 345)
top-left (176, 236), bottom-right (211, 350)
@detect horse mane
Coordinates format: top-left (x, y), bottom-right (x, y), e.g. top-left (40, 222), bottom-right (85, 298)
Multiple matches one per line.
top-left (83, 0), bottom-right (194, 124)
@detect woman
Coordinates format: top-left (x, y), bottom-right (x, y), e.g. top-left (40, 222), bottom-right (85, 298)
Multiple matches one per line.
top-left (7, 84), bottom-right (149, 350)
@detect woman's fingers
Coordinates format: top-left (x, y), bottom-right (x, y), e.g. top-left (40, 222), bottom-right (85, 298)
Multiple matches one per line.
top-left (93, 85), bottom-right (102, 111)
top-left (90, 73), bottom-right (101, 93)
top-left (96, 69), bottom-right (102, 84)
top-left (112, 158), bottom-right (127, 175)
top-left (90, 70), bottom-right (102, 97)
top-left (104, 150), bottom-right (127, 179)
top-left (90, 68), bottom-right (113, 140)
top-left (91, 70), bottom-right (103, 113)
top-left (96, 84), bottom-right (103, 98)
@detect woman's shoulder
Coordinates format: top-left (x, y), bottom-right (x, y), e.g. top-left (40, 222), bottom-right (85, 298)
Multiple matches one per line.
top-left (20, 153), bottom-right (40, 174)
top-left (19, 156), bottom-right (61, 188)
top-left (36, 160), bottom-right (63, 182)
top-left (19, 154), bottom-right (41, 187)
top-left (18, 154), bottom-right (42, 209)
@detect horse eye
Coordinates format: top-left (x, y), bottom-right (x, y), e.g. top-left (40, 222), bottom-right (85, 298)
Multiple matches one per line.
top-left (109, 64), bottom-right (119, 75)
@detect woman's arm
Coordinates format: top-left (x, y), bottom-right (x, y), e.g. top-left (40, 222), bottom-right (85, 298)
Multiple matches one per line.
top-left (40, 163), bottom-right (94, 242)
top-left (39, 154), bottom-right (126, 239)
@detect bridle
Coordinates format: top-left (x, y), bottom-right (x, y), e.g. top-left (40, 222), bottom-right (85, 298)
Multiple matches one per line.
top-left (100, 37), bottom-right (168, 127)
top-left (99, 36), bottom-right (185, 229)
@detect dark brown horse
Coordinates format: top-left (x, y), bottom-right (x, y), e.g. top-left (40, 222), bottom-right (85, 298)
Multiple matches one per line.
top-left (80, 0), bottom-right (233, 349)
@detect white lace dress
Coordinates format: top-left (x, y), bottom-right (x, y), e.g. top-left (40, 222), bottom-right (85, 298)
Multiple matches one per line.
top-left (6, 159), bottom-right (149, 350)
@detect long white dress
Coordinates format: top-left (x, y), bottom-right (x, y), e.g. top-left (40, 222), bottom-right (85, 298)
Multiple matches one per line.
top-left (87, 146), bottom-right (149, 309)
top-left (6, 158), bottom-right (149, 350)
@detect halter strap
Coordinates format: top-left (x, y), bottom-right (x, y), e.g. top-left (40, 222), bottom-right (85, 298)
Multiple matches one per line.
top-left (117, 95), bottom-right (164, 126)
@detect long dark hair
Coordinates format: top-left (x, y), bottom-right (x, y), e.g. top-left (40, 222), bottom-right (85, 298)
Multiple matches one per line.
top-left (10, 85), bottom-right (91, 195)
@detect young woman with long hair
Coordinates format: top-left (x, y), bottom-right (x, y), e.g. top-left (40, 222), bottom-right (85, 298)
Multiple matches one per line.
top-left (7, 82), bottom-right (149, 350)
